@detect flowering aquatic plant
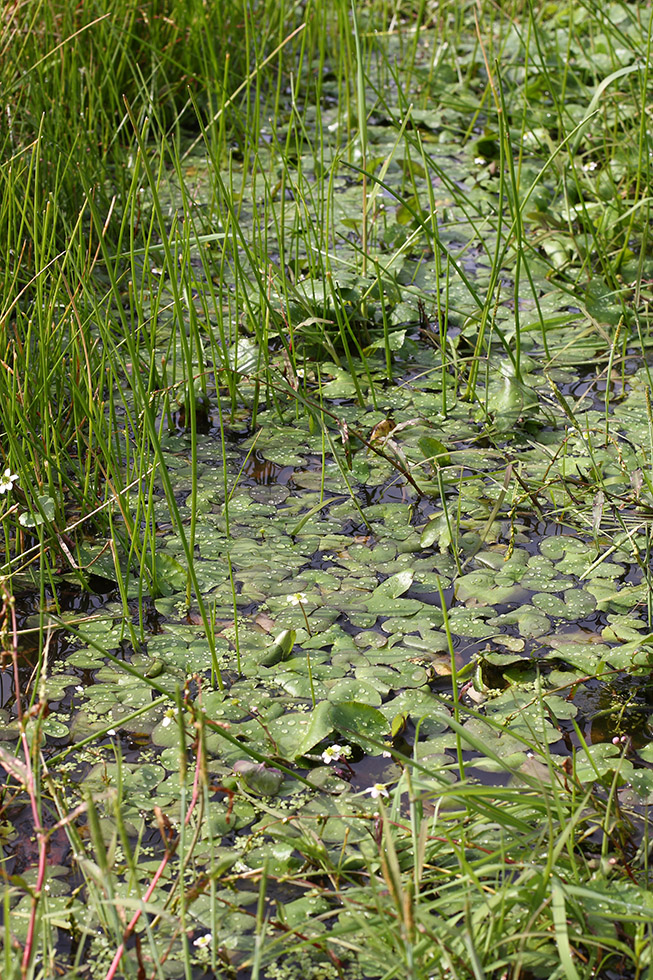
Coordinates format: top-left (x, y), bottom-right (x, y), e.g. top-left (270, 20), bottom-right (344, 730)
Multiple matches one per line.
top-left (365, 783), bottom-right (389, 799)
top-left (0, 468), bottom-right (18, 494)
top-left (321, 743), bottom-right (352, 764)
top-left (286, 592), bottom-right (308, 606)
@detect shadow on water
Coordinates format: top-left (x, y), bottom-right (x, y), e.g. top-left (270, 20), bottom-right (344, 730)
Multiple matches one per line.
top-left (3, 575), bottom-right (121, 714)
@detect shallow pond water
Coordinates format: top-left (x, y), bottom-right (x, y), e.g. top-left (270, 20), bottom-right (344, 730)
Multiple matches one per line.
top-left (7, 335), bottom-right (653, 943)
top-left (7, 344), bottom-right (653, 978)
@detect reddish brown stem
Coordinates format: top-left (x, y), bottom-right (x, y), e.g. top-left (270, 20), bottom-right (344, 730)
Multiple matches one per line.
top-left (103, 847), bottom-right (174, 980)
top-left (0, 584), bottom-right (49, 980)
top-left (102, 746), bottom-right (203, 980)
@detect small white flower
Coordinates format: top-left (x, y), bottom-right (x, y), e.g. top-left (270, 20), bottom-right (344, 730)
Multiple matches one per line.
top-left (162, 716), bottom-right (172, 728)
top-left (474, 156), bottom-right (486, 166)
top-left (287, 592), bottom-right (308, 606)
top-left (365, 783), bottom-right (389, 799)
top-left (582, 160), bottom-right (598, 172)
top-left (193, 933), bottom-right (212, 949)
top-left (106, 729), bottom-right (116, 736)
top-left (321, 744), bottom-right (352, 764)
top-left (75, 685), bottom-right (84, 694)
top-left (0, 468), bottom-right (18, 494)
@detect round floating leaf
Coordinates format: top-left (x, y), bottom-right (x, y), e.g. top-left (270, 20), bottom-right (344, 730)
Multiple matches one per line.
top-left (152, 553), bottom-right (188, 595)
top-left (455, 571), bottom-right (529, 606)
top-left (262, 712), bottom-right (314, 758)
top-left (326, 678), bottom-right (383, 705)
top-left (418, 436), bottom-right (451, 468)
top-left (353, 630), bottom-right (389, 650)
top-left (447, 607), bottom-right (498, 637)
top-left (460, 717), bottom-right (531, 757)
top-left (330, 701), bottom-right (388, 751)
top-left (380, 688), bottom-right (450, 729)
top-left (297, 701), bottom-right (335, 755)
top-left (365, 595), bottom-right (425, 616)
top-left (532, 589), bottom-right (595, 620)
top-left (19, 494), bottom-right (56, 527)
top-left (206, 799), bottom-right (256, 837)
top-left (602, 614), bottom-right (649, 642)
top-left (67, 647), bottom-right (107, 669)
top-left (369, 570), bottom-right (414, 600)
top-left (272, 670), bottom-right (327, 700)
top-left (493, 606), bottom-right (550, 638)
top-left (574, 742), bottom-right (634, 784)
top-left (84, 763), bottom-right (167, 809)
top-left (624, 770), bottom-right (653, 804)
top-left (482, 689), bottom-right (568, 744)
top-left (226, 337), bottom-right (261, 375)
top-left (281, 894), bottom-right (332, 928)
top-left (420, 514), bottom-right (450, 550)
top-left (545, 639), bottom-right (607, 673)
top-left (400, 631), bottom-right (450, 655)
top-left (297, 700), bottom-right (388, 757)
top-left (42, 717), bottom-right (69, 739)
top-left (487, 364), bottom-right (539, 431)
top-left (233, 761), bottom-right (284, 796)
top-left (152, 716), bottom-right (184, 748)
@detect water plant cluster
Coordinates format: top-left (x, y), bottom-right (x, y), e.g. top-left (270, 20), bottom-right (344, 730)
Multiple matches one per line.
top-left (3, 0), bottom-right (653, 977)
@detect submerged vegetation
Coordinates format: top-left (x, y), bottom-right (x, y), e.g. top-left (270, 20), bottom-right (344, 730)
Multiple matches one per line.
top-left (4, 0), bottom-right (653, 977)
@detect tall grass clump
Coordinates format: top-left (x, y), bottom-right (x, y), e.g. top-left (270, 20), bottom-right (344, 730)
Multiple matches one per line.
top-left (1, 0), bottom-right (289, 243)
top-left (3, 0), bottom-right (653, 591)
top-left (0, 0), bottom-right (311, 599)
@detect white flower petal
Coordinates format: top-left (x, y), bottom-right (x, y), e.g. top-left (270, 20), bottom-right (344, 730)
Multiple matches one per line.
top-left (365, 783), bottom-right (389, 799)
top-left (287, 592), bottom-right (308, 605)
top-left (0, 469), bottom-right (18, 493)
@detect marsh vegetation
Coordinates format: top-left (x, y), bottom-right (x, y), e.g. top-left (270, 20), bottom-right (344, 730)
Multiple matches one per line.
top-left (3, 1), bottom-right (653, 977)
